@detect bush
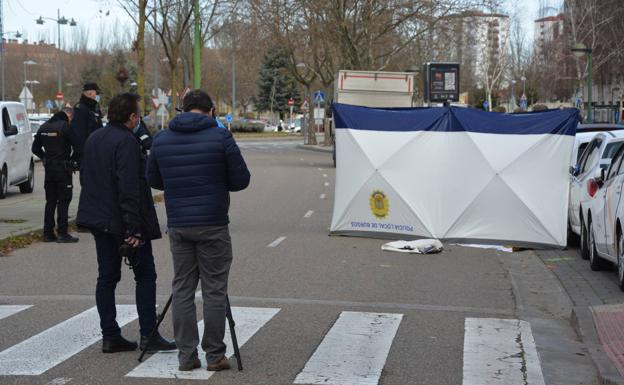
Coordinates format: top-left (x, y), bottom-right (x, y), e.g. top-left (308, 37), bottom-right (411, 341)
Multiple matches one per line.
top-left (492, 106), bottom-right (507, 113)
top-left (229, 120), bottom-right (265, 133)
top-left (531, 104), bottom-right (548, 111)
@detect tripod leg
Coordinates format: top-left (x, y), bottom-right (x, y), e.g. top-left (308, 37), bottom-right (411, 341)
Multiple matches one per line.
top-left (138, 293), bottom-right (173, 362)
top-left (226, 295), bottom-right (243, 371)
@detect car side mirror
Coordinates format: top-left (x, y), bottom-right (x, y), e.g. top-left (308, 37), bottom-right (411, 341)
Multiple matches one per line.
top-left (4, 124), bottom-right (18, 136)
top-left (594, 167), bottom-right (605, 186)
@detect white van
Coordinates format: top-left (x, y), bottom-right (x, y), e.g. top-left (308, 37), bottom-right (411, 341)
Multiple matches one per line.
top-left (0, 102), bottom-right (34, 198)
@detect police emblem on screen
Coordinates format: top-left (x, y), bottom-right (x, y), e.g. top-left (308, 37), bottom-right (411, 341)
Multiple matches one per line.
top-left (370, 190), bottom-right (389, 219)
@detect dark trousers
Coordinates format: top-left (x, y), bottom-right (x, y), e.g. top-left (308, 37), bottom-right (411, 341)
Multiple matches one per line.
top-left (168, 225), bottom-right (232, 365)
top-left (43, 178), bottom-right (72, 236)
top-left (93, 231), bottom-right (157, 339)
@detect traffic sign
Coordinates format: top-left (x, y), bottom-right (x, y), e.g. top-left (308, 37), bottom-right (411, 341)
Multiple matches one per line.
top-left (225, 114), bottom-right (233, 123)
top-left (313, 91), bottom-right (325, 104)
top-left (55, 92), bottom-right (64, 100)
top-left (301, 100), bottom-right (309, 112)
top-left (288, 98), bottom-right (294, 106)
top-left (44, 100), bottom-right (55, 109)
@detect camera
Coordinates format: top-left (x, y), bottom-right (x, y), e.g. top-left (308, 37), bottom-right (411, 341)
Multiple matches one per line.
top-left (119, 243), bottom-right (140, 268)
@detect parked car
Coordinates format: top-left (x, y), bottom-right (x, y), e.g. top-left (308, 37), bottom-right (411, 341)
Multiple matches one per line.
top-left (584, 142), bottom-right (624, 289)
top-left (0, 102), bottom-right (34, 198)
top-left (569, 132), bottom-right (624, 256)
top-left (577, 123), bottom-right (624, 134)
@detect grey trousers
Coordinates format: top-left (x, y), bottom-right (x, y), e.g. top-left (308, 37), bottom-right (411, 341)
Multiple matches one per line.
top-left (168, 225), bottom-right (232, 365)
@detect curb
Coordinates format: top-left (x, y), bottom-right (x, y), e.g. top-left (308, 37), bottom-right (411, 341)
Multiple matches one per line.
top-left (296, 144), bottom-right (333, 153)
top-left (572, 306), bottom-right (624, 385)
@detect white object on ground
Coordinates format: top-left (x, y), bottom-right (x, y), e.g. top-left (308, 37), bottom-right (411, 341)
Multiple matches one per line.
top-left (463, 318), bottom-right (545, 385)
top-left (294, 311), bottom-right (403, 385)
top-left (453, 244), bottom-right (514, 253)
top-left (381, 239), bottom-right (443, 254)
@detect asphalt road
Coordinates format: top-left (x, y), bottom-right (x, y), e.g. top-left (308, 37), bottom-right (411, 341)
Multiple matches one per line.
top-left (0, 142), bottom-right (601, 385)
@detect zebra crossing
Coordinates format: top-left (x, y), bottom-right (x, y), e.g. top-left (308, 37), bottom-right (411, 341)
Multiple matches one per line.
top-left (237, 141), bottom-right (300, 151)
top-left (0, 304), bottom-right (546, 384)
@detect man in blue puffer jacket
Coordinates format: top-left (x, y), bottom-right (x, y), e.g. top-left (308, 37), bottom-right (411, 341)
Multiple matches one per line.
top-left (147, 90), bottom-right (250, 372)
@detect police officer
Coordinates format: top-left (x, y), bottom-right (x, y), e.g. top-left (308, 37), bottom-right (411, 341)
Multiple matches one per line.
top-left (32, 107), bottom-right (79, 243)
top-left (71, 82), bottom-right (104, 165)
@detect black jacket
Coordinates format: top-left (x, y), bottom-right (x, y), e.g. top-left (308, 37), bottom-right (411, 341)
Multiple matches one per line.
top-left (31, 111), bottom-right (76, 181)
top-left (77, 123), bottom-right (161, 240)
top-left (70, 95), bottom-right (103, 163)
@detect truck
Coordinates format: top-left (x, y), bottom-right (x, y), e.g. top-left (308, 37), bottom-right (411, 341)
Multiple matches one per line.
top-left (331, 70), bottom-right (418, 166)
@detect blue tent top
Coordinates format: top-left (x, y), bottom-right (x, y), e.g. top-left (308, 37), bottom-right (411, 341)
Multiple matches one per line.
top-left (332, 103), bottom-right (579, 136)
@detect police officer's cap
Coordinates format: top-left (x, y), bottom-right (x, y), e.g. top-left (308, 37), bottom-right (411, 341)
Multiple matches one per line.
top-left (82, 82), bottom-right (101, 93)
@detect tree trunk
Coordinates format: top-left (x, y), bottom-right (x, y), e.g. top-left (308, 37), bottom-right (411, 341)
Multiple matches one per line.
top-left (170, 64), bottom-right (179, 116)
top-left (137, 0), bottom-right (147, 112)
top-left (488, 92), bottom-right (493, 112)
top-left (307, 83), bottom-right (317, 145)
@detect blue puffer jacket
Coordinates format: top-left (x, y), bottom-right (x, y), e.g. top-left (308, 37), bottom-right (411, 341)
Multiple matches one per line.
top-left (146, 112), bottom-right (250, 228)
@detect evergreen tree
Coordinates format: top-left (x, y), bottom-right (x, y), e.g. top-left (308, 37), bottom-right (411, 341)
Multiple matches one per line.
top-left (255, 48), bottom-right (300, 116)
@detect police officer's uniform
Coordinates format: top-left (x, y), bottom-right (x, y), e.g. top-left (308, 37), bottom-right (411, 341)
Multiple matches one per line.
top-left (70, 83), bottom-right (104, 165)
top-left (32, 111), bottom-right (79, 243)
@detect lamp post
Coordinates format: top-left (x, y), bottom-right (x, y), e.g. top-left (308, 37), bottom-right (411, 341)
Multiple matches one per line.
top-left (571, 43), bottom-right (593, 123)
top-left (23, 60), bottom-right (36, 112)
top-left (0, 30), bottom-right (22, 100)
top-left (510, 80), bottom-right (517, 111)
top-left (36, 9), bottom-right (77, 96)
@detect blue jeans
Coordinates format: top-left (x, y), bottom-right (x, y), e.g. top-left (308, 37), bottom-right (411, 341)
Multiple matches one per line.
top-left (94, 231), bottom-right (157, 339)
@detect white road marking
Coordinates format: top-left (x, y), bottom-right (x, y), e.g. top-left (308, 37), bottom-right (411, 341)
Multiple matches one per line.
top-left (44, 377), bottom-right (73, 385)
top-left (127, 307), bottom-right (280, 380)
top-left (0, 306), bottom-right (137, 375)
top-left (323, 174), bottom-right (328, 178)
top-left (320, 193), bottom-right (326, 200)
top-left (463, 318), bottom-right (545, 385)
top-left (0, 305), bottom-right (31, 320)
top-left (304, 210), bottom-right (314, 218)
top-left (294, 311), bottom-right (402, 385)
top-left (267, 236), bottom-right (287, 248)
top-left (317, 168), bottom-right (323, 171)
top-left (324, 182), bottom-right (330, 187)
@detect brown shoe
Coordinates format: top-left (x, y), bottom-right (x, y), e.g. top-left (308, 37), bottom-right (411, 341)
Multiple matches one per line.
top-left (207, 357), bottom-right (230, 371)
top-left (179, 357), bottom-right (201, 371)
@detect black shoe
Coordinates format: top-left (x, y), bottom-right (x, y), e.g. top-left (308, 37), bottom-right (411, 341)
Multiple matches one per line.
top-left (140, 333), bottom-right (177, 353)
top-left (179, 357), bottom-right (201, 371)
top-left (42, 234), bottom-right (57, 243)
top-left (102, 335), bottom-right (138, 353)
top-left (57, 234), bottom-right (79, 243)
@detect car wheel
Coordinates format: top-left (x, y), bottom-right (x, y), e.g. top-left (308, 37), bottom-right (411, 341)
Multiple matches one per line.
top-left (0, 166), bottom-right (7, 199)
top-left (18, 161), bottom-right (34, 193)
top-left (567, 221), bottom-right (580, 247)
top-left (580, 216), bottom-right (589, 259)
top-left (589, 220), bottom-right (609, 271)
top-left (618, 230), bottom-right (624, 291)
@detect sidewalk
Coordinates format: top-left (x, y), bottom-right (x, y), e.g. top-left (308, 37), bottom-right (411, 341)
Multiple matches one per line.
top-left (536, 248), bottom-right (624, 384)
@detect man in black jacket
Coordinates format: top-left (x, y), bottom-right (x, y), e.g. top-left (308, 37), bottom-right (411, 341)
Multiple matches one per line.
top-left (77, 93), bottom-right (175, 354)
top-left (31, 107), bottom-right (79, 243)
top-left (70, 82), bottom-right (103, 164)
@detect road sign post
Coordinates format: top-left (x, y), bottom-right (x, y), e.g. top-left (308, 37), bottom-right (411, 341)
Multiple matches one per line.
top-left (225, 113), bottom-right (233, 131)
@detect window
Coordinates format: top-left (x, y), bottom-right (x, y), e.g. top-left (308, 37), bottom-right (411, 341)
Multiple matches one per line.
top-left (577, 142), bottom-right (589, 163)
top-left (607, 148), bottom-right (624, 180)
top-left (1, 108), bottom-right (12, 137)
top-left (580, 138), bottom-right (603, 174)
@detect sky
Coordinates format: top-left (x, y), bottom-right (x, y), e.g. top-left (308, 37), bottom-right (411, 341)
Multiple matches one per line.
top-left (3, 0), bottom-right (555, 51)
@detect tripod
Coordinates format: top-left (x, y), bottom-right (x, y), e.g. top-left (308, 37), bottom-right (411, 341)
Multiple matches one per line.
top-left (138, 294), bottom-right (243, 371)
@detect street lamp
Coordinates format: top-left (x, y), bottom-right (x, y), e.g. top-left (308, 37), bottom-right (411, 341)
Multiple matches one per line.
top-left (0, 30), bottom-right (22, 100)
top-left (23, 60), bottom-right (37, 113)
top-left (35, 9), bottom-right (77, 96)
top-left (571, 43), bottom-right (593, 123)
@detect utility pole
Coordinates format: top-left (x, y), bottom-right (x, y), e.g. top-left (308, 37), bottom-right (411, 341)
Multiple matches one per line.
top-left (231, 18), bottom-right (236, 118)
top-left (153, 0), bottom-right (159, 92)
top-left (193, 0), bottom-right (200, 89)
top-left (0, 0), bottom-right (4, 101)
